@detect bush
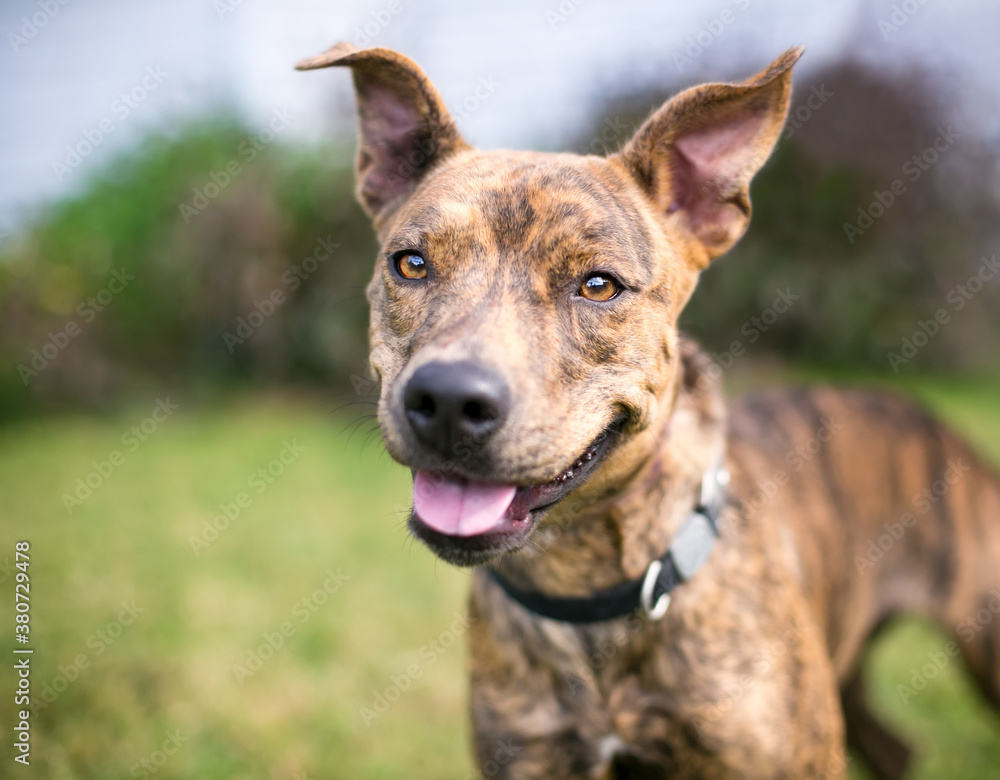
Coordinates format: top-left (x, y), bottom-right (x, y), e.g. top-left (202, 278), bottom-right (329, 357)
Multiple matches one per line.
top-left (0, 118), bottom-right (378, 419)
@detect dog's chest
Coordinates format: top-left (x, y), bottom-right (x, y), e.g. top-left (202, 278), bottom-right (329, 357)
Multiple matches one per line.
top-left (476, 584), bottom-right (795, 776)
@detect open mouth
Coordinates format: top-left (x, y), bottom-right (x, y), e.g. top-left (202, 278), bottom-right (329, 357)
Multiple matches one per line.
top-left (407, 417), bottom-right (625, 566)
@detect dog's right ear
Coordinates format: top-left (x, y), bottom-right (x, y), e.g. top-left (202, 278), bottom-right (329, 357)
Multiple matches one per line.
top-left (296, 43), bottom-right (468, 228)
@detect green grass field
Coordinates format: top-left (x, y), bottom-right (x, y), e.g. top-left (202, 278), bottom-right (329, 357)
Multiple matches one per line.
top-left (2, 377), bottom-right (1000, 779)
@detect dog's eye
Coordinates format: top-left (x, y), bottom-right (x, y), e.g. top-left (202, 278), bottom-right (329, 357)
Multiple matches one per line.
top-left (579, 273), bottom-right (621, 302)
top-left (393, 251), bottom-right (428, 280)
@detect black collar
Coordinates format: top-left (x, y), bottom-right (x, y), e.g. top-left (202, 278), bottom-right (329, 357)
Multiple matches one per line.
top-left (488, 464), bottom-right (728, 624)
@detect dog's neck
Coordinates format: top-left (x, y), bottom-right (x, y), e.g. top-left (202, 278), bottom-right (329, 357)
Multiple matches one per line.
top-left (490, 339), bottom-right (727, 597)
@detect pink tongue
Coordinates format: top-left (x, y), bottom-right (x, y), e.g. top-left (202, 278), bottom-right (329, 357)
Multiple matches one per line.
top-left (412, 471), bottom-right (517, 537)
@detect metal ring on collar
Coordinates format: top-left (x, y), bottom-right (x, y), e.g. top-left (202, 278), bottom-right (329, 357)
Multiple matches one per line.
top-left (639, 559), bottom-right (671, 620)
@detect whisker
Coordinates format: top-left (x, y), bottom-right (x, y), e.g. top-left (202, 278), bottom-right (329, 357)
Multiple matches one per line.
top-left (328, 397), bottom-right (379, 416)
top-left (343, 415), bottom-right (380, 446)
top-left (339, 414), bottom-right (376, 436)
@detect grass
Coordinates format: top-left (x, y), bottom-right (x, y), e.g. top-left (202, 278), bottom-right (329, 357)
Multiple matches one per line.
top-left (1, 377), bottom-right (999, 779)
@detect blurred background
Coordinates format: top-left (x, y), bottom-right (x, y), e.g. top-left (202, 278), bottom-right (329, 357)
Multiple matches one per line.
top-left (2, 0), bottom-right (999, 777)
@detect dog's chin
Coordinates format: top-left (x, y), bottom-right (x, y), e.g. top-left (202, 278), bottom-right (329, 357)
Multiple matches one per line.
top-left (407, 417), bottom-right (625, 567)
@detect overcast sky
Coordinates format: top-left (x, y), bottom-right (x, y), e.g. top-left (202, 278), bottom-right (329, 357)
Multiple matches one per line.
top-left (1, 0), bottom-right (997, 234)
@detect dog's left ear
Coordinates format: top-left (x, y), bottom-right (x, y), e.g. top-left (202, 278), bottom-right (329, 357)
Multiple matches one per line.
top-left (296, 42), bottom-right (469, 228)
top-left (618, 47), bottom-right (803, 266)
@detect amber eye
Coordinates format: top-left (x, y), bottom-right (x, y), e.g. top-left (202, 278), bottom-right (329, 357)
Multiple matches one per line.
top-left (579, 273), bottom-right (621, 302)
top-left (394, 252), bottom-right (427, 280)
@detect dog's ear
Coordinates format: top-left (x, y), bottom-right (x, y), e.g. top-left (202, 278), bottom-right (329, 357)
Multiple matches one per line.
top-left (617, 47), bottom-right (802, 266)
top-left (296, 43), bottom-right (469, 227)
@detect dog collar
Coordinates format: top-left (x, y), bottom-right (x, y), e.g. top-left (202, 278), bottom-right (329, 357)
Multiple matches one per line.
top-left (488, 463), bottom-right (729, 624)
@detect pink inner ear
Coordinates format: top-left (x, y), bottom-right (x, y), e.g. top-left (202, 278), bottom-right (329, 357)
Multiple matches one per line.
top-left (356, 80), bottom-right (433, 214)
top-left (674, 107), bottom-right (766, 184)
top-left (667, 102), bottom-right (771, 244)
top-left (363, 82), bottom-right (423, 153)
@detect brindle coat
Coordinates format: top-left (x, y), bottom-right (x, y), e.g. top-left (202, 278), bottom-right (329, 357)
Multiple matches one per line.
top-left (297, 43), bottom-right (1000, 778)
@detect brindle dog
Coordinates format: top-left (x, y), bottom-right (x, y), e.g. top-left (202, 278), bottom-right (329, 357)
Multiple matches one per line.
top-left (297, 43), bottom-right (1000, 778)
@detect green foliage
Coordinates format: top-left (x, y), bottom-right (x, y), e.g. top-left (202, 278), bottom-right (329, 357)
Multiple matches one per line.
top-left (683, 142), bottom-right (939, 367)
top-left (0, 118), bottom-right (377, 419)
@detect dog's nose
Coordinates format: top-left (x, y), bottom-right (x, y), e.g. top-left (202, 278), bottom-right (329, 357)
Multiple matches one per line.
top-left (403, 361), bottom-right (510, 456)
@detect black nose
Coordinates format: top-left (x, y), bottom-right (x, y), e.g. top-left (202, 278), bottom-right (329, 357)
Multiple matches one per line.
top-left (403, 361), bottom-right (510, 457)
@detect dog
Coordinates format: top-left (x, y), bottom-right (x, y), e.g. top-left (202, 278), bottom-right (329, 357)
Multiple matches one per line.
top-left (297, 43), bottom-right (1000, 778)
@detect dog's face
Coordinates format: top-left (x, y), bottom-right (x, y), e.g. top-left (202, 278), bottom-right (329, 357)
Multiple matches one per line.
top-left (298, 44), bottom-right (799, 565)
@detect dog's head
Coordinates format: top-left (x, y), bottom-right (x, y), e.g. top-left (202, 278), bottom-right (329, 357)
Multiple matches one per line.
top-left (298, 44), bottom-right (800, 565)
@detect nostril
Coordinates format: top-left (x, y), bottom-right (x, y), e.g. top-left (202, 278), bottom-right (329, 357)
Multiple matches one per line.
top-left (414, 393), bottom-right (436, 418)
top-left (462, 399), bottom-right (495, 423)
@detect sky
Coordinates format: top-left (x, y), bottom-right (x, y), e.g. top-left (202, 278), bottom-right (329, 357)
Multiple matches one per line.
top-left (1, 0), bottom-right (998, 234)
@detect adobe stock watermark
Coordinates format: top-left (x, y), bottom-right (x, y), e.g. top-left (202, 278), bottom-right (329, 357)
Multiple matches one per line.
top-left (738, 416), bottom-right (843, 523)
top-left (28, 600), bottom-right (144, 714)
top-left (463, 738), bottom-right (523, 779)
top-left (451, 76), bottom-right (501, 122)
top-left (896, 589), bottom-right (1000, 705)
top-left (348, 367), bottom-right (379, 398)
top-left (62, 398), bottom-right (179, 513)
top-left (0, 556), bottom-right (18, 586)
top-left (7, 0), bottom-right (71, 53)
top-left (213, 0), bottom-right (245, 20)
top-left (576, 116), bottom-right (637, 157)
top-left (690, 621), bottom-right (805, 735)
top-left (221, 236), bottom-right (339, 352)
top-left (564, 613), bottom-right (646, 697)
top-left (232, 568), bottom-right (351, 684)
top-left (178, 107), bottom-right (295, 223)
top-left (810, 753), bottom-right (852, 780)
top-left (878, 0), bottom-right (933, 40)
top-left (886, 253), bottom-right (1000, 372)
top-left (783, 84), bottom-right (833, 140)
top-left (378, 76), bottom-right (498, 192)
top-left (360, 611), bottom-right (475, 726)
top-left (545, 0), bottom-right (587, 29)
top-left (843, 126), bottom-right (960, 244)
top-left (704, 287), bottom-right (799, 381)
top-left (189, 438), bottom-right (307, 555)
top-left (17, 268), bottom-right (135, 385)
top-left (130, 729), bottom-right (188, 779)
top-left (51, 66), bottom-right (167, 181)
top-left (671, 0), bottom-right (752, 73)
top-left (853, 458), bottom-right (971, 574)
top-left (351, 0), bottom-right (403, 46)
